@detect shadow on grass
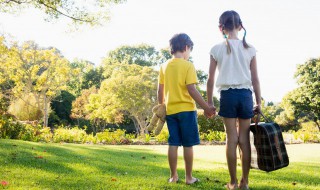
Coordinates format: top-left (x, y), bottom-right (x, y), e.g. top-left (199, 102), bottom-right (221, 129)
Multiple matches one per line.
top-left (0, 139), bottom-right (319, 190)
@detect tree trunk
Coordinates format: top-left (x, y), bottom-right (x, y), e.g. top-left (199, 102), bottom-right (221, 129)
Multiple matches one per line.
top-left (130, 116), bottom-right (140, 135)
top-left (135, 114), bottom-right (147, 137)
top-left (43, 94), bottom-right (48, 127)
top-left (315, 120), bottom-right (320, 131)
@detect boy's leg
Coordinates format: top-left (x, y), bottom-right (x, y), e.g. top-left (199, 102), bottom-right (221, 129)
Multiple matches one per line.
top-left (183, 146), bottom-right (198, 184)
top-left (223, 117), bottom-right (239, 186)
top-left (168, 146), bottom-right (179, 181)
top-left (238, 118), bottom-right (251, 187)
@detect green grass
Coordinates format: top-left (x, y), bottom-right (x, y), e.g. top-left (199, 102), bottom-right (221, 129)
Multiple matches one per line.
top-left (0, 139), bottom-right (319, 190)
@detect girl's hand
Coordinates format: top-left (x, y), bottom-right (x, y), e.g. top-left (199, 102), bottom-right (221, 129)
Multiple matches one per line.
top-left (253, 104), bottom-right (261, 114)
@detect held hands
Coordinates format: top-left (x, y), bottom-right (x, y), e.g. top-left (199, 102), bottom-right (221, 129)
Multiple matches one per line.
top-left (204, 103), bottom-right (216, 118)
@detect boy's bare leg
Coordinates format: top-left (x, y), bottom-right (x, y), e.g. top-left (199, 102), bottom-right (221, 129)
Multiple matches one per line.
top-left (168, 146), bottom-right (179, 182)
top-left (223, 118), bottom-right (239, 188)
top-left (238, 118), bottom-right (251, 188)
top-left (183, 146), bottom-right (198, 184)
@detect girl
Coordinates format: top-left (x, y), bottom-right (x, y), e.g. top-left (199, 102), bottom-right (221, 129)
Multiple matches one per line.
top-left (207, 10), bottom-right (261, 190)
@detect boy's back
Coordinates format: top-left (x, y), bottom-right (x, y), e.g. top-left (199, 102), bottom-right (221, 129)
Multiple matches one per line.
top-left (159, 57), bottom-right (198, 115)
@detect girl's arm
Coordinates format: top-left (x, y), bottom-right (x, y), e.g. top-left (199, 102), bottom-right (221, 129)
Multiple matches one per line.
top-left (187, 84), bottom-right (214, 117)
top-left (158, 84), bottom-right (164, 104)
top-left (207, 55), bottom-right (217, 106)
top-left (250, 56), bottom-right (262, 112)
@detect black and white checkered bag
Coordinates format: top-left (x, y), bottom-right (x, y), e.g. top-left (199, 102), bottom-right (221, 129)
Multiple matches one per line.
top-left (249, 113), bottom-right (289, 172)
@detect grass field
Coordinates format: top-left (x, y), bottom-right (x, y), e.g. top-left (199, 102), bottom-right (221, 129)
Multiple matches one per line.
top-left (0, 139), bottom-right (319, 190)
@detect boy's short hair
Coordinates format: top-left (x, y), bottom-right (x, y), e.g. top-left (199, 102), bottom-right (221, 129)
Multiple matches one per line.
top-left (169, 33), bottom-right (194, 55)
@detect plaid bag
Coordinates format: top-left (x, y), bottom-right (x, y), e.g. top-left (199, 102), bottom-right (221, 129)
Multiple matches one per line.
top-left (249, 113), bottom-right (289, 172)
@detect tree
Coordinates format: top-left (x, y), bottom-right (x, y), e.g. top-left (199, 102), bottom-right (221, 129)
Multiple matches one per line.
top-left (0, 39), bottom-right (71, 127)
top-left (87, 63), bottom-right (157, 136)
top-left (0, 0), bottom-right (126, 26)
top-left (275, 90), bottom-right (301, 131)
top-left (50, 90), bottom-right (75, 125)
top-left (103, 44), bottom-right (159, 67)
top-left (289, 58), bottom-right (320, 131)
top-left (70, 87), bottom-right (97, 130)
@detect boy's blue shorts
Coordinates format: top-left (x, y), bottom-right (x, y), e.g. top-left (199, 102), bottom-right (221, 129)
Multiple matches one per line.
top-left (219, 88), bottom-right (254, 119)
top-left (166, 111), bottom-right (200, 147)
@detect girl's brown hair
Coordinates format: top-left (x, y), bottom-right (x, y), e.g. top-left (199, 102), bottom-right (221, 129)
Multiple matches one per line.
top-left (219, 10), bottom-right (249, 54)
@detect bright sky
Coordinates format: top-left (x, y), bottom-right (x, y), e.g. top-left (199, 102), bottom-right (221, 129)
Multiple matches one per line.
top-left (0, 0), bottom-right (319, 103)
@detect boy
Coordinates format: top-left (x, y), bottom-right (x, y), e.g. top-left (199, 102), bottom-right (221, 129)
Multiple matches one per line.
top-left (158, 33), bottom-right (215, 185)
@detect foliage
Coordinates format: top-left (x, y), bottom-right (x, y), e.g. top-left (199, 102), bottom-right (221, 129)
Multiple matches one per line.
top-left (0, 0), bottom-right (126, 26)
top-left (259, 99), bottom-right (283, 122)
top-left (197, 110), bottom-right (224, 133)
top-left (155, 125), bottom-right (169, 143)
top-left (0, 115), bottom-right (23, 139)
top-left (196, 70), bottom-right (208, 85)
top-left (288, 122), bottom-right (320, 143)
top-left (102, 44), bottom-right (159, 67)
top-left (70, 87), bottom-right (98, 125)
top-left (19, 125), bottom-right (52, 143)
top-left (8, 93), bottom-right (43, 121)
top-left (95, 129), bottom-right (130, 144)
top-left (53, 127), bottom-right (87, 143)
top-left (50, 90), bottom-right (75, 125)
top-left (200, 130), bottom-right (226, 142)
top-left (67, 59), bottom-right (95, 96)
top-left (0, 39), bottom-right (71, 127)
top-left (87, 63), bottom-right (158, 136)
top-left (290, 58), bottom-right (320, 131)
top-left (275, 91), bottom-right (301, 131)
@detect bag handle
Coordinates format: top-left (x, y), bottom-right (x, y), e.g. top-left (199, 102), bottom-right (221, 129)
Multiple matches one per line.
top-left (253, 111), bottom-right (270, 125)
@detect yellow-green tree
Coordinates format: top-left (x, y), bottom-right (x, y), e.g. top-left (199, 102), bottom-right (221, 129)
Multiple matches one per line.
top-left (0, 39), bottom-right (71, 127)
top-left (0, 0), bottom-right (126, 26)
top-left (87, 63), bottom-right (157, 136)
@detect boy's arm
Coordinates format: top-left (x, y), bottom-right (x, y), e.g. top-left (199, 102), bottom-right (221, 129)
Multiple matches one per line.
top-left (250, 56), bottom-right (262, 113)
top-left (207, 55), bottom-right (217, 106)
top-left (158, 84), bottom-right (164, 104)
top-left (187, 84), bottom-right (214, 117)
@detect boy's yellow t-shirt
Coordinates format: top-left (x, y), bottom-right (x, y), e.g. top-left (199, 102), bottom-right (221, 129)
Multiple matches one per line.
top-left (159, 58), bottom-right (198, 115)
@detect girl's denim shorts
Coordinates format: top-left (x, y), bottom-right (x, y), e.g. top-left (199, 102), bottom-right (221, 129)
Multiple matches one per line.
top-left (218, 88), bottom-right (254, 119)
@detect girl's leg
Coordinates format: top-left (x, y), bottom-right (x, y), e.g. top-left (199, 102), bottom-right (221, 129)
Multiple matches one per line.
top-left (183, 146), bottom-right (198, 184)
top-left (238, 118), bottom-right (251, 188)
top-left (223, 117), bottom-right (239, 188)
top-left (168, 146), bottom-right (179, 182)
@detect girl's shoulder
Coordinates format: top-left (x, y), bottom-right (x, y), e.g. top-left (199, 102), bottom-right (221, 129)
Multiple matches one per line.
top-left (210, 41), bottom-right (225, 53)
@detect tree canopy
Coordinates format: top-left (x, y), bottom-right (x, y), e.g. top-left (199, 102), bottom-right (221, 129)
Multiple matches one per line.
top-left (0, 0), bottom-right (125, 26)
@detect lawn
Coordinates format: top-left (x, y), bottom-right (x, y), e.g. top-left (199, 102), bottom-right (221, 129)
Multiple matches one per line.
top-left (0, 139), bottom-right (319, 190)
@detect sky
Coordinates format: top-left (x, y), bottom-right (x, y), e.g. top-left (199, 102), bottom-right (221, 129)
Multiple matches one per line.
top-left (0, 0), bottom-right (319, 103)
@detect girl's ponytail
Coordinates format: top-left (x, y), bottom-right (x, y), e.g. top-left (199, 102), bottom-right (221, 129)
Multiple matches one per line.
top-left (240, 22), bottom-right (250, 49)
top-left (222, 25), bottom-right (232, 54)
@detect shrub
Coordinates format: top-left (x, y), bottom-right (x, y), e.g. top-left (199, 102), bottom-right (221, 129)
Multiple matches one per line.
top-left (288, 122), bottom-right (320, 143)
top-left (96, 129), bottom-right (128, 144)
top-left (200, 130), bottom-right (226, 142)
top-left (53, 127), bottom-right (87, 143)
top-left (197, 110), bottom-right (224, 133)
top-left (144, 134), bottom-right (151, 143)
top-left (0, 115), bottom-right (24, 139)
top-left (155, 125), bottom-right (169, 143)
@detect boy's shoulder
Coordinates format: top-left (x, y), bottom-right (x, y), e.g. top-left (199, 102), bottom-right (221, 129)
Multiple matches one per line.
top-left (165, 58), bottom-right (193, 66)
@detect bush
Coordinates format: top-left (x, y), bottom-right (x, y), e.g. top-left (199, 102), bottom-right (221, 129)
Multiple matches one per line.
top-left (53, 127), bottom-right (87, 143)
top-left (155, 125), bottom-right (169, 143)
top-left (0, 115), bottom-right (24, 139)
top-left (197, 110), bottom-right (224, 133)
top-left (200, 130), bottom-right (226, 142)
top-left (95, 129), bottom-right (129, 144)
